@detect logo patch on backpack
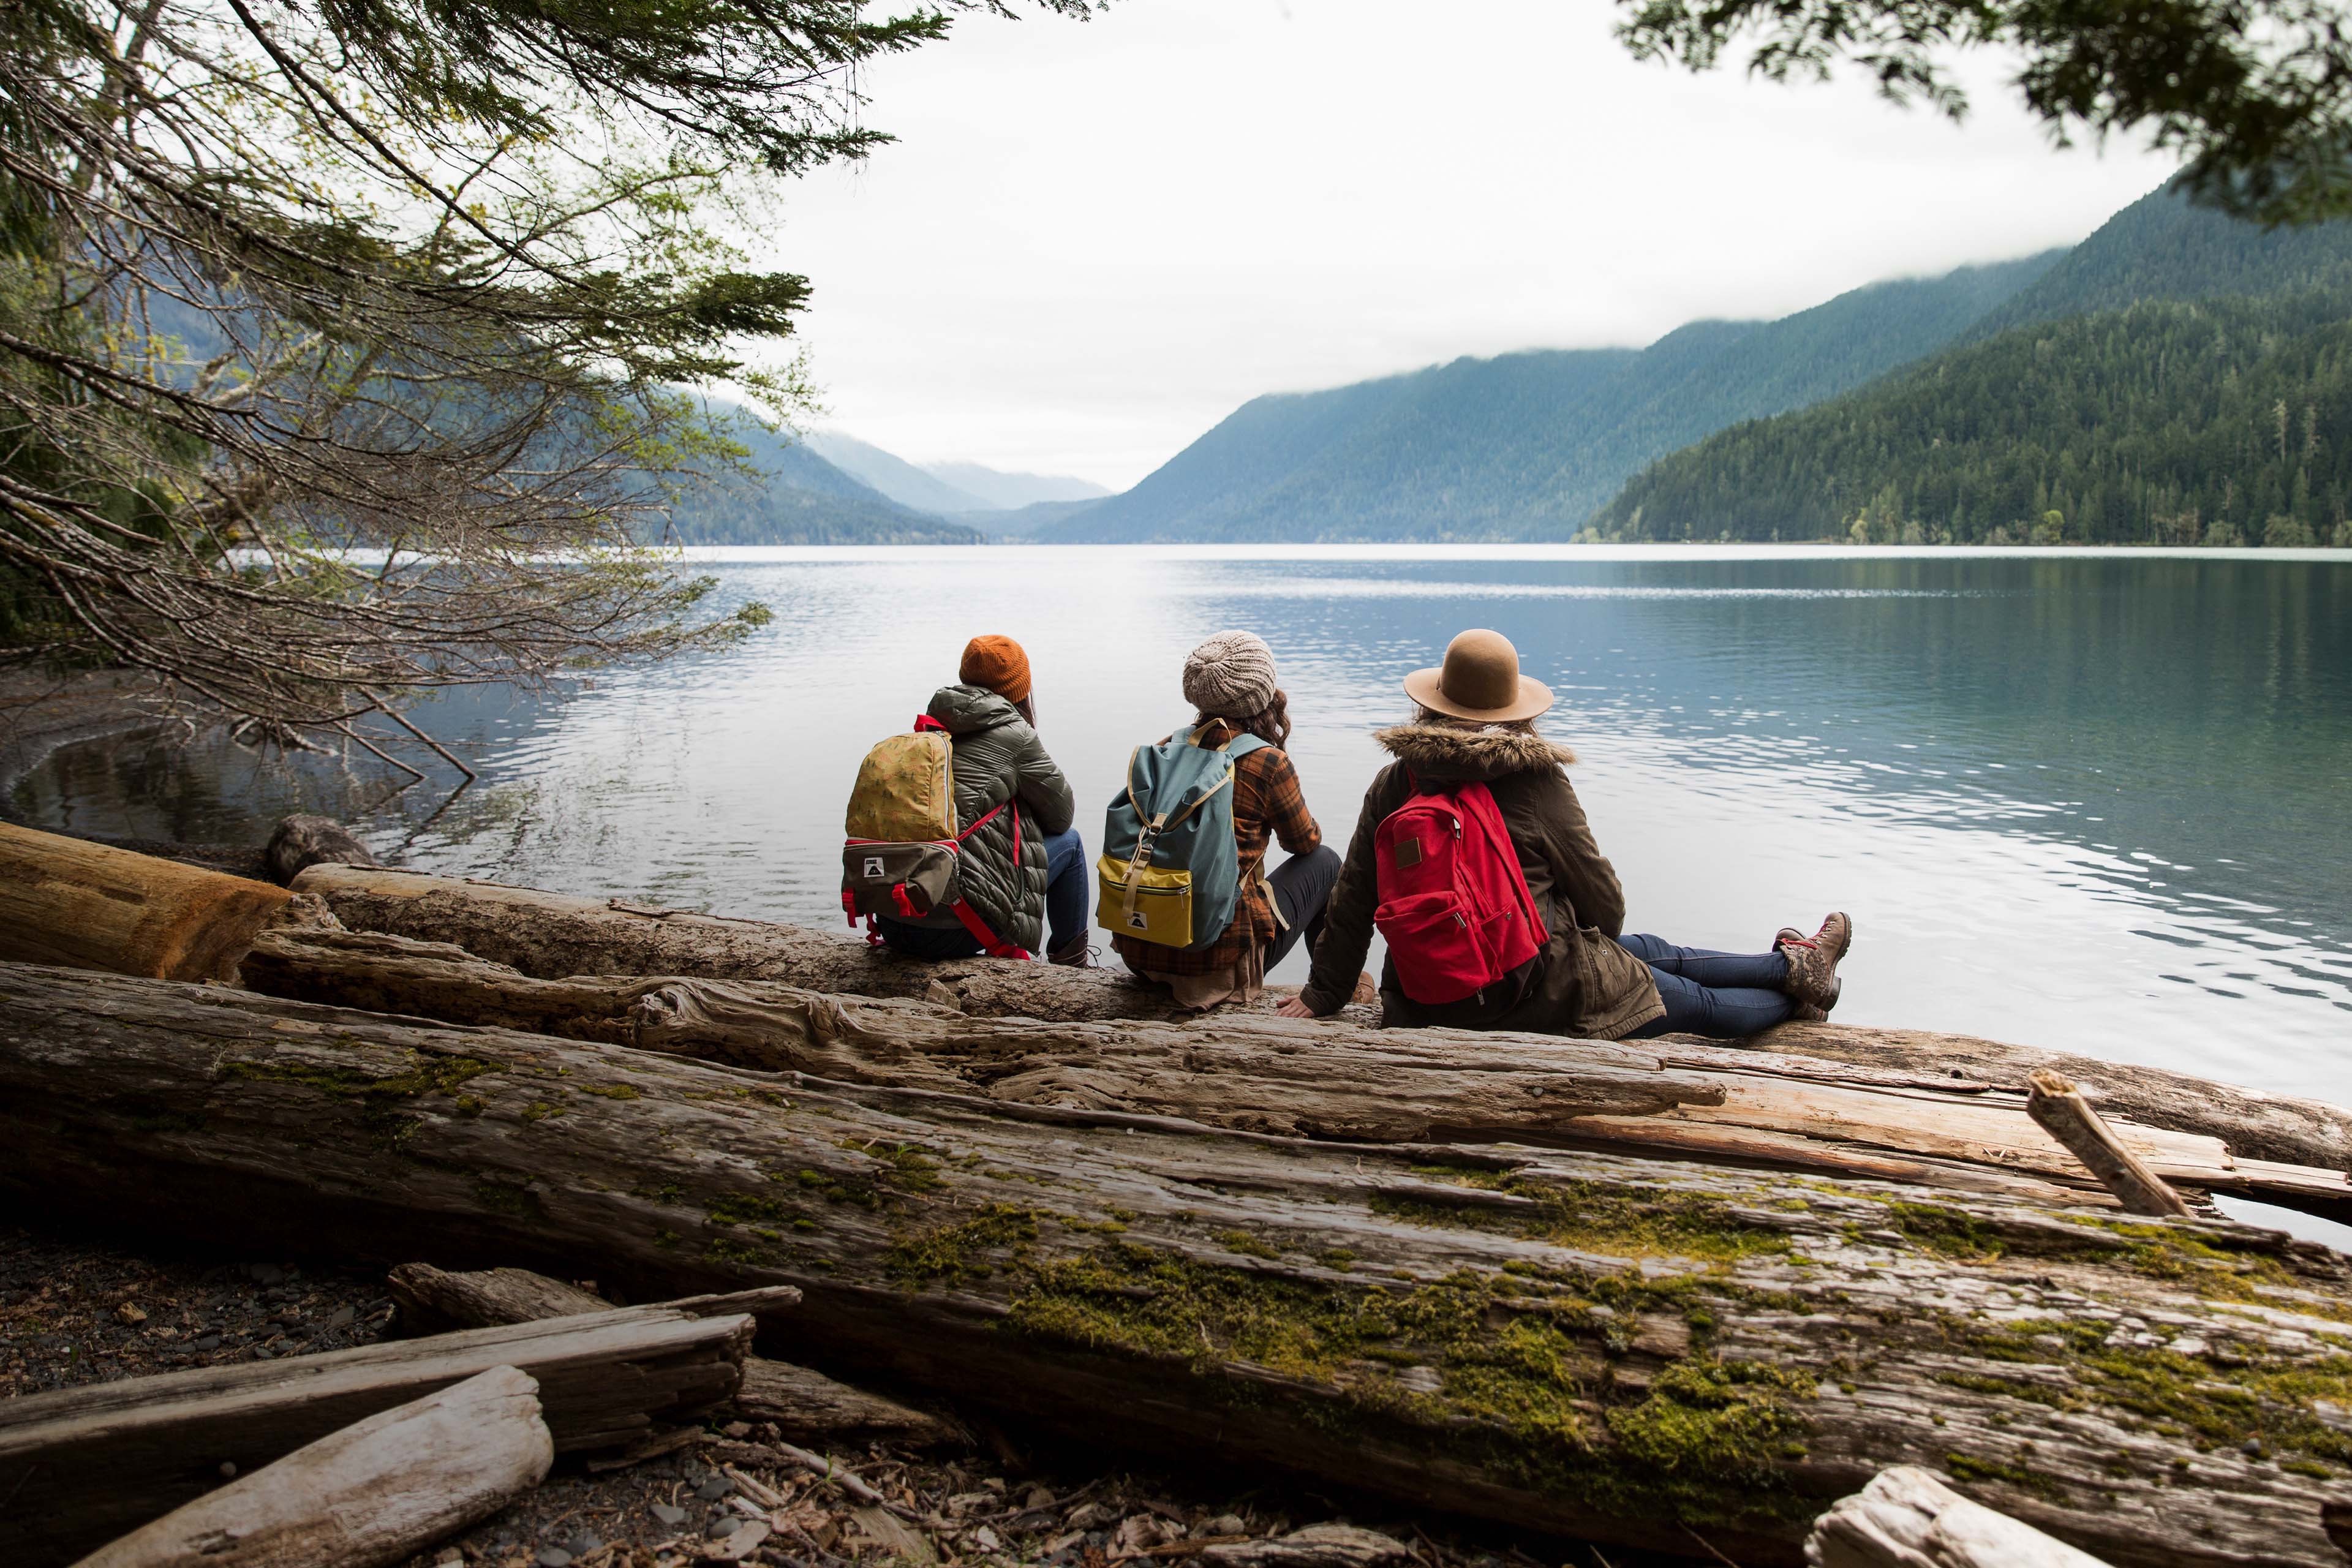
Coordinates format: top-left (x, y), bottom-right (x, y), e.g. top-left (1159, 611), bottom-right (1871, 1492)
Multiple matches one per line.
top-left (1393, 837), bottom-right (1423, 869)
top-left (862, 856), bottom-right (886, 879)
top-left (1126, 910), bottom-right (1150, 930)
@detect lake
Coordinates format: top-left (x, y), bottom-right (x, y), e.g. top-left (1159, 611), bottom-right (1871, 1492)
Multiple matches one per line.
top-left (17, 545), bottom-right (2351, 1113)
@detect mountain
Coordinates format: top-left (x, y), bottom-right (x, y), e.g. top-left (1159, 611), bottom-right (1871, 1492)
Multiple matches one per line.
top-left (804, 431), bottom-right (1113, 516)
top-left (1036, 251), bottom-right (2061, 543)
top-left (1593, 184), bottom-right (2352, 547)
top-left (664, 417), bottom-right (982, 545)
top-left (921, 461), bottom-right (1109, 510)
top-left (802, 431), bottom-right (992, 514)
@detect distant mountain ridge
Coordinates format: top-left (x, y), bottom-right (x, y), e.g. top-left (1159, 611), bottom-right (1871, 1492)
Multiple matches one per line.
top-left (663, 417), bottom-right (982, 546)
top-left (1593, 183), bottom-right (2352, 547)
top-left (805, 430), bottom-right (1109, 515)
top-left (1034, 250), bottom-right (2062, 543)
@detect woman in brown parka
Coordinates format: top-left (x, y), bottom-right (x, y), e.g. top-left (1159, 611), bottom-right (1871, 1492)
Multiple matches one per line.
top-left (1287, 630), bottom-right (1850, 1039)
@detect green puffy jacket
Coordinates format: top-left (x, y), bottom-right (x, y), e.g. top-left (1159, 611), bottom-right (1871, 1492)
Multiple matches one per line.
top-left (900, 684), bottom-right (1076, 952)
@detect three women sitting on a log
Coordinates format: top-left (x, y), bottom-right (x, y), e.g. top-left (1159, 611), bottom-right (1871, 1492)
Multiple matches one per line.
top-left (843, 628), bottom-right (1847, 1039)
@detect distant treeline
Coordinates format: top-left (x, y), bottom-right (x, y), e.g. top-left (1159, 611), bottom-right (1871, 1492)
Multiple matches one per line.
top-left (1594, 285), bottom-right (2352, 548)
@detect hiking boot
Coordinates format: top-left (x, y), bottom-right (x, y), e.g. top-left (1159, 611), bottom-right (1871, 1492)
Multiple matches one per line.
top-left (1776, 914), bottom-right (1850, 1013)
top-left (1047, 936), bottom-right (1095, 968)
top-left (1351, 970), bottom-right (1379, 1007)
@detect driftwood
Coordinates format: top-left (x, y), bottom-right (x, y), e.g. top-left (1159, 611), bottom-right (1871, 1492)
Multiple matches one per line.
top-left (2027, 1071), bottom-right (2191, 1219)
top-left (0, 821), bottom-right (292, 982)
top-left (262, 814), bottom-right (378, 888)
top-left (75, 1364), bottom-right (552, 1568)
top-left (387, 1262), bottom-right (957, 1444)
top-left (1806, 1464), bottom-right (2114, 1567)
top-left (240, 927), bottom-right (2352, 1221)
top-left (291, 861), bottom-right (1193, 1021)
top-left (0, 1292), bottom-right (766, 1566)
top-left (6, 962), bottom-right (2352, 1567)
top-left (292, 863), bottom-right (2352, 1178)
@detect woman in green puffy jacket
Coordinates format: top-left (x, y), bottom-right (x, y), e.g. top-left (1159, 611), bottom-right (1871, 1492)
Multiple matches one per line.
top-left (871, 635), bottom-right (1091, 965)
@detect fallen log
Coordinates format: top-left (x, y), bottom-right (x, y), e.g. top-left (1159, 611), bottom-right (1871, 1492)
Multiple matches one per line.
top-left (386, 1262), bottom-right (958, 1444)
top-left (0, 1290), bottom-right (767, 1565)
top-left (75, 1363), bottom-right (552, 1568)
top-left (4, 962), bottom-right (2351, 1567)
top-left (1806, 1464), bottom-right (2113, 1567)
top-left (1757, 1018), bottom-right (2352, 1175)
top-left (290, 863), bottom-right (2352, 1177)
top-left (239, 927), bottom-right (2352, 1221)
top-left (0, 821), bottom-right (292, 982)
top-left (291, 861), bottom-right (1193, 1021)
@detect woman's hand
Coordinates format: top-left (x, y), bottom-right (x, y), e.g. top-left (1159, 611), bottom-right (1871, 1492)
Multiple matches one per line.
top-left (1275, 995), bottom-right (1317, 1019)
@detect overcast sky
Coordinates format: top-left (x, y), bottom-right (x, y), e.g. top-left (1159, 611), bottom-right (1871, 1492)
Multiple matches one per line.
top-left (756, 0), bottom-right (2177, 488)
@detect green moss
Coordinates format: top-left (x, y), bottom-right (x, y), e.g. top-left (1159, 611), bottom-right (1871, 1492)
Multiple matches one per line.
top-left (1215, 1229), bottom-right (1280, 1259)
top-left (706, 1192), bottom-right (804, 1229)
top-left (888, 1204), bottom-right (1043, 1285)
top-left (1375, 1177), bottom-right (1792, 1265)
top-left (471, 1178), bottom-right (544, 1219)
top-left (519, 1100), bottom-right (565, 1123)
top-left (1606, 1359), bottom-right (1817, 1481)
top-left (1945, 1452), bottom-right (2064, 1498)
top-left (886, 1226), bottom-right (1817, 1529)
top-left (581, 1083), bottom-right (639, 1100)
top-left (653, 1228), bottom-right (680, 1250)
top-left (706, 1234), bottom-right (767, 1265)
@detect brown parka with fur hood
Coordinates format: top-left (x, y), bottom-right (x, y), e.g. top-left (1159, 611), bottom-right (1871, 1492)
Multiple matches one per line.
top-left (1299, 723), bottom-right (1664, 1038)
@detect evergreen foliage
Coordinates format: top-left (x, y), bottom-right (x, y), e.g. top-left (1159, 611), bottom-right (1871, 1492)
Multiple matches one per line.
top-left (1595, 186), bottom-right (2352, 546)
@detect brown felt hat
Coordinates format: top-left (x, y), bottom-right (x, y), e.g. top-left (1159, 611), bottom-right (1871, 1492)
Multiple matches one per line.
top-left (1403, 628), bottom-right (1553, 724)
top-left (959, 635), bottom-right (1032, 704)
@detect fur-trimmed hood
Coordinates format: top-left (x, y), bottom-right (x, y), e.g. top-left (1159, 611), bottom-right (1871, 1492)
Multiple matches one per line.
top-left (1374, 723), bottom-right (1576, 782)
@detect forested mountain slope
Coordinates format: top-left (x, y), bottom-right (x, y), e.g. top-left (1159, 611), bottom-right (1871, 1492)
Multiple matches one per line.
top-left (1596, 187), bottom-right (2352, 546)
top-left (1038, 253), bottom-right (2059, 543)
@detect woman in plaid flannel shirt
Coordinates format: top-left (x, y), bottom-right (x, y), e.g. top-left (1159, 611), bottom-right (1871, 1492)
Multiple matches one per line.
top-left (1112, 632), bottom-right (1344, 1009)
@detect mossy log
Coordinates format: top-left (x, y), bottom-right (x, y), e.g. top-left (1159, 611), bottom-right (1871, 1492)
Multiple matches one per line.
top-left (0, 820), bottom-right (293, 982)
top-left (6, 963), bottom-right (2352, 1566)
top-left (292, 864), bottom-right (2352, 1180)
top-left (240, 927), bottom-right (2352, 1221)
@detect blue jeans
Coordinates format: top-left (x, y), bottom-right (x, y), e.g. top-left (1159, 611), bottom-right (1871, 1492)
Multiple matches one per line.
top-left (1616, 933), bottom-right (1794, 1039)
top-left (875, 826), bottom-right (1087, 959)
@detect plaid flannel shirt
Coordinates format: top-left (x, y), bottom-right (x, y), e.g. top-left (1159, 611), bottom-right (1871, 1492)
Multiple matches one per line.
top-left (1114, 721), bottom-right (1321, 982)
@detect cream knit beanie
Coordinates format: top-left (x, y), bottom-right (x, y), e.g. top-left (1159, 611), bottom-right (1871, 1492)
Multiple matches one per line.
top-left (1182, 631), bottom-right (1279, 719)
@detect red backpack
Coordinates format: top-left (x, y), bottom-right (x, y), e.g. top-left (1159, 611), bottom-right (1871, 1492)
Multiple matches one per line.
top-left (1373, 777), bottom-right (1546, 1005)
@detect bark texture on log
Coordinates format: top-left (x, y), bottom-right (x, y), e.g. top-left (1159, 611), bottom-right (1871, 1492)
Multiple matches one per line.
top-left (387, 1262), bottom-right (957, 1444)
top-left (0, 821), bottom-right (292, 982)
top-left (0, 1296), bottom-right (755, 1566)
top-left (1749, 1019), bottom-right (2352, 1175)
top-left (1805, 1464), bottom-right (2114, 1567)
top-left (292, 862), bottom-right (1193, 1021)
top-left (240, 928), bottom-right (2352, 1221)
top-left (242, 928), bottom-right (1724, 1137)
top-left (262, 815), bottom-right (379, 888)
top-left (295, 865), bottom-right (2352, 1178)
top-left (75, 1364), bottom-right (552, 1568)
top-left (6, 963), bottom-right (2352, 1568)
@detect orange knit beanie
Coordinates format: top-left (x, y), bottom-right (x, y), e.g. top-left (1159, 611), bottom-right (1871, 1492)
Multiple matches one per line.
top-left (959, 635), bottom-right (1032, 703)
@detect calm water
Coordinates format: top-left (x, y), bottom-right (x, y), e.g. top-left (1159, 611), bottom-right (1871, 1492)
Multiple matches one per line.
top-left (18, 546), bottom-right (2352, 1107)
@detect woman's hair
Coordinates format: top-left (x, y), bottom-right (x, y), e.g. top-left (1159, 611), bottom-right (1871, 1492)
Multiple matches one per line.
top-left (1412, 704), bottom-right (1535, 736)
top-left (1013, 695), bottom-right (1038, 728)
top-left (1200, 688), bottom-right (1292, 748)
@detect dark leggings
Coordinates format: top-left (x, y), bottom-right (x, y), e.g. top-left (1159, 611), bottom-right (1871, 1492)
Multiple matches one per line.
top-left (1616, 933), bottom-right (1795, 1039)
top-left (1264, 844), bottom-right (1342, 970)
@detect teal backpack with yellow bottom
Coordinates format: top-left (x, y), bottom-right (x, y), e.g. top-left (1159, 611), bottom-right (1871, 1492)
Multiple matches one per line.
top-left (1096, 727), bottom-right (1270, 948)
